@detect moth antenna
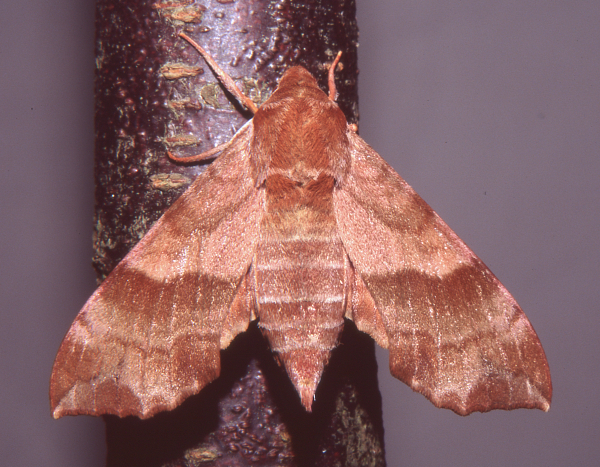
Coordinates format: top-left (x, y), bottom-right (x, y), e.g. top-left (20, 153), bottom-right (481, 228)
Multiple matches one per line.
top-left (178, 32), bottom-right (259, 114)
top-left (167, 141), bottom-right (230, 164)
top-left (328, 51), bottom-right (343, 101)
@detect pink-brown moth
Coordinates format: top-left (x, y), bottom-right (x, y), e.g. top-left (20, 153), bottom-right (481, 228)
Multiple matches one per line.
top-left (50, 34), bottom-right (551, 419)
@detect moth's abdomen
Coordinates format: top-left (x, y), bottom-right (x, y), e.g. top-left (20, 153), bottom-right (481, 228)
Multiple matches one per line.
top-left (256, 172), bottom-right (347, 410)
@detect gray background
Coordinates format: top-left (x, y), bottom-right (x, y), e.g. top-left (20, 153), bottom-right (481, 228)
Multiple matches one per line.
top-left (1, 0), bottom-right (598, 465)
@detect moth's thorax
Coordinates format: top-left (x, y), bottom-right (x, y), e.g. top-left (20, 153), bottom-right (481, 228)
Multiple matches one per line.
top-left (251, 66), bottom-right (350, 185)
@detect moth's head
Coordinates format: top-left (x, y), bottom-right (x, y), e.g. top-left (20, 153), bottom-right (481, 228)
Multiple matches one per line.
top-left (277, 66), bottom-right (320, 93)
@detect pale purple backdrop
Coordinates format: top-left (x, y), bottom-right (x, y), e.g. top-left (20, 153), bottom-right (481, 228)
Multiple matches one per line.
top-left (1, 1), bottom-right (598, 465)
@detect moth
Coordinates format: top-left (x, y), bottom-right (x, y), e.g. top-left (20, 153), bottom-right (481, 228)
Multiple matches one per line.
top-left (50, 34), bottom-right (551, 419)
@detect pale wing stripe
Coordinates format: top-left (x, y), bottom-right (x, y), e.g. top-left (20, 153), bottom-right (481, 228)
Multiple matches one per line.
top-left (258, 295), bottom-right (344, 304)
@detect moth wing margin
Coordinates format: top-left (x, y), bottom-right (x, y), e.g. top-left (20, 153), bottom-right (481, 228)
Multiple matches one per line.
top-left (50, 123), bottom-right (263, 419)
top-left (335, 130), bottom-right (551, 415)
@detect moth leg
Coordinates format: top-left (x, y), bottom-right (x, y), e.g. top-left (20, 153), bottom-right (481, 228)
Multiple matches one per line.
top-left (328, 51), bottom-right (343, 101)
top-left (179, 32), bottom-right (258, 114)
top-left (167, 141), bottom-right (230, 164)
